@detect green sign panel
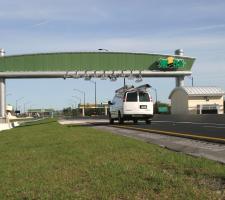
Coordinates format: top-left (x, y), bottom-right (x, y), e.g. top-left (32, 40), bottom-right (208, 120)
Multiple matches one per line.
top-left (159, 57), bottom-right (185, 70)
top-left (158, 106), bottom-right (169, 113)
top-left (0, 52), bottom-right (194, 72)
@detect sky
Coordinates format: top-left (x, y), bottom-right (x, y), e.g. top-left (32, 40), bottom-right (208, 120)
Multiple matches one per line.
top-left (1, 0), bottom-right (225, 110)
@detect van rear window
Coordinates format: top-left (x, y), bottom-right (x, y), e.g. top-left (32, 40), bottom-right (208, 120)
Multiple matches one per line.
top-left (139, 92), bottom-right (150, 102)
top-left (126, 92), bottom-right (137, 102)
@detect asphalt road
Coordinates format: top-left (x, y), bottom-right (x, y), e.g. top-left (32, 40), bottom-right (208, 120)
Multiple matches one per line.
top-left (61, 115), bottom-right (225, 143)
top-left (112, 118), bottom-right (225, 143)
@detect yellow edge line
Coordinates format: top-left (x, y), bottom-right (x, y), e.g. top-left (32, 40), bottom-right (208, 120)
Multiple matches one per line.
top-left (112, 125), bottom-right (225, 143)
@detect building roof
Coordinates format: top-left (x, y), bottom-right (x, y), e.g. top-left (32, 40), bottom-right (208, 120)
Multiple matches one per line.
top-left (169, 86), bottom-right (225, 98)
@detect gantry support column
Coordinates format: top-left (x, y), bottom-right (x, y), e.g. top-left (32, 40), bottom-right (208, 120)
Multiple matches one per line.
top-left (0, 48), bottom-right (6, 120)
top-left (175, 76), bottom-right (184, 87)
top-left (174, 49), bottom-right (185, 87)
top-left (0, 78), bottom-right (6, 119)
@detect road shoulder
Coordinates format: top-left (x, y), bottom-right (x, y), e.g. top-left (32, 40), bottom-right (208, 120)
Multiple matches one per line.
top-left (94, 125), bottom-right (225, 164)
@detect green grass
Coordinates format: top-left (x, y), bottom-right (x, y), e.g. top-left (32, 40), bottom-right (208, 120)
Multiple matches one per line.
top-left (0, 119), bottom-right (225, 199)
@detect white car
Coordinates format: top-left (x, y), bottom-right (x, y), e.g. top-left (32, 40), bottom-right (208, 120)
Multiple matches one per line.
top-left (108, 84), bottom-right (154, 124)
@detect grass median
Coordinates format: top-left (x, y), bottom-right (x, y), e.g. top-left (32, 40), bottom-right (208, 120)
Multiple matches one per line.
top-left (0, 119), bottom-right (225, 199)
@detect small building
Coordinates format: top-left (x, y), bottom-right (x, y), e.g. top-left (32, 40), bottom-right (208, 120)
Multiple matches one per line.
top-left (27, 108), bottom-right (55, 117)
top-left (6, 104), bottom-right (13, 113)
top-left (6, 104), bottom-right (17, 120)
top-left (78, 103), bottom-right (109, 116)
top-left (169, 86), bottom-right (225, 114)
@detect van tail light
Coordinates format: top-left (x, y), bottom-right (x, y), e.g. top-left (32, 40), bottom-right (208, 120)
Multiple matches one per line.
top-left (149, 97), bottom-right (153, 102)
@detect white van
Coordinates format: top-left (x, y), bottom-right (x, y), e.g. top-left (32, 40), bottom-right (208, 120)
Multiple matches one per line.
top-left (108, 84), bottom-right (154, 124)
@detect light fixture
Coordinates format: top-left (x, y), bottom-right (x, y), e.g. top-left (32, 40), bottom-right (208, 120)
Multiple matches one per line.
top-left (109, 71), bottom-right (117, 81)
top-left (110, 76), bottom-right (117, 81)
top-left (127, 71), bottom-right (135, 80)
top-left (109, 74), bottom-right (117, 81)
top-left (73, 71), bottom-right (80, 79)
top-left (84, 75), bottom-right (91, 81)
top-left (121, 70), bottom-right (126, 78)
top-left (135, 74), bottom-right (143, 83)
top-left (63, 71), bottom-right (69, 80)
top-left (100, 71), bottom-right (108, 80)
top-left (100, 75), bottom-right (107, 80)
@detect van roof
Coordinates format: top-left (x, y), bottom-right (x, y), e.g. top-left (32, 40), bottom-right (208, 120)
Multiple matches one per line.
top-left (115, 84), bottom-right (151, 94)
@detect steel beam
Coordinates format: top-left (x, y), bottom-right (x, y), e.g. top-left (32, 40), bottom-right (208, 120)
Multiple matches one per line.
top-left (0, 70), bottom-right (191, 79)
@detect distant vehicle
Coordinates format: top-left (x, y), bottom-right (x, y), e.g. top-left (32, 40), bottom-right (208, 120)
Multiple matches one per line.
top-left (108, 84), bottom-right (154, 124)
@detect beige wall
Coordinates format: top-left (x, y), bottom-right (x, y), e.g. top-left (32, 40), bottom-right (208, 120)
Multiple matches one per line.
top-left (171, 90), bottom-right (188, 114)
top-left (188, 96), bottom-right (224, 114)
top-left (170, 89), bottom-right (224, 115)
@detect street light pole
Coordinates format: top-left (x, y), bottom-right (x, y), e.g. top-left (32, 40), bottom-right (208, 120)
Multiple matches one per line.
top-left (72, 95), bottom-right (81, 116)
top-left (74, 89), bottom-right (85, 116)
top-left (16, 97), bottom-right (24, 111)
top-left (89, 80), bottom-right (97, 115)
top-left (72, 95), bottom-right (81, 105)
top-left (68, 98), bottom-right (77, 111)
top-left (23, 101), bottom-right (31, 114)
top-left (191, 76), bottom-right (194, 86)
top-left (187, 76), bottom-right (194, 86)
top-left (28, 104), bottom-right (35, 117)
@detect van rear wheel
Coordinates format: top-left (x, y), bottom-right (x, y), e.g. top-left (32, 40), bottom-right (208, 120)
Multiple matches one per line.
top-left (110, 118), bottom-right (114, 124)
top-left (118, 112), bottom-right (124, 124)
top-left (109, 113), bottom-right (114, 124)
top-left (133, 119), bottom-right (138, 124)
top-left (145, 119), bottom-right (151, 124)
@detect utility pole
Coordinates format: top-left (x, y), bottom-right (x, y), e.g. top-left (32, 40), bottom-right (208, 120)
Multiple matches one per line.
top-left (74, 89), bottom-right (85, 116)
top-left (16, 97), bottom-right (24, 113)
top-left (89, 80), bottom-right (97, 115)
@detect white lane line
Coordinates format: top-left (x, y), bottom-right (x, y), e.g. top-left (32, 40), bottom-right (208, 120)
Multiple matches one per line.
top-left (203, 126), bottom-right (225, 129)
top-left (152, 120), bottom-right (225, 126)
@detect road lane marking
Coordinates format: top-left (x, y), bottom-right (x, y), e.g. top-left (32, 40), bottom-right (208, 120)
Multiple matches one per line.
top-left (152, 120), bottom-right (225, 126)
top-left (111, 125), bottom-right (225, 143)
top-left (203, 126), bottom-right (225, 129)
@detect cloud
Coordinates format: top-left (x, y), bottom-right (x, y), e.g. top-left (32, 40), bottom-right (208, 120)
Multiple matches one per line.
top-left (2, 30), bottom-right (225, 57)
top-left (32, 20), bottom-right (51, 27)
top-left (0, 0), bottom-right (111, 23)
top-left (179, 24), bottom-right (225, 33)
top-left (190, 24), bottom-right (225, 31)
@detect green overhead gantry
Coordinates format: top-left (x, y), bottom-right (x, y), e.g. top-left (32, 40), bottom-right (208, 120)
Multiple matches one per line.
top-left (0, 50), bottom-right (195, 119)
top-left (0, 52), bottom-right (194, 73)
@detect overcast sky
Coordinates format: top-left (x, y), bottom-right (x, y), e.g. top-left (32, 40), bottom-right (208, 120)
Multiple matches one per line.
top-left (1, 0), bottom-right (225, 110)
